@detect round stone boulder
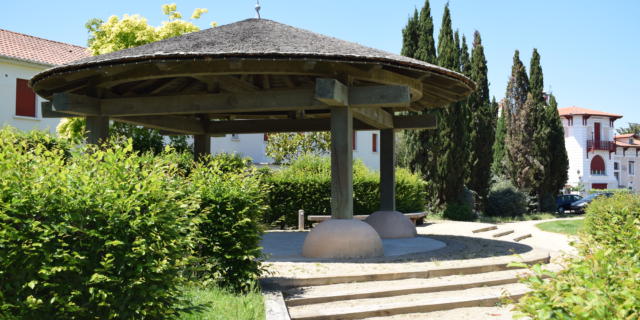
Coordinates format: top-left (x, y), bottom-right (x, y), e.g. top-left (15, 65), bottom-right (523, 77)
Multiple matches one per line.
top-left (302, 219), bottom-right (383, 259)
top-left (364, 211), bottom-right (417, 239)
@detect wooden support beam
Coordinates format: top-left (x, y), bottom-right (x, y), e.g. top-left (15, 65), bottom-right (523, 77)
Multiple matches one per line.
top-left (350, 85), bottom-right (411, 108)
top-left (193, 135), bottom-right (211, 160)
top-left (86, 116), bottom-right (109, 145)
top-left (41, 101), bottom-right (79, 118)
top-left (52, 93), bottom-right (100, 116)
top-left (112, 116), bottom-right (205, 135)
top-left (352, 107), bottom-right (393, 129)
top-left (217, 75), bottom-right (259, 93)
top-left (379, 129), bottom-right (396, 211)
top-left (330, 107), bottom-right (353, 219)
top-left (315, 78), bottom-right (349, 106)
top-left (393, 114), bottom-right (437, 129)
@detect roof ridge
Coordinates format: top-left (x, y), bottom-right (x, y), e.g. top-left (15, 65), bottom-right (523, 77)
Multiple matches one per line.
top-left (0, 28), bottom-right (86, 49)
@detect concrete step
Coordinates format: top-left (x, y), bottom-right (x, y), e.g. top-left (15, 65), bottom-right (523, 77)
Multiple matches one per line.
top-left (492, 229), bottom-right (514, 238)
top-left (262, 250), bottom-right (550, 288)
top-left (287, 282), bottom-right (530, 320)
top-left (513, 233), bottom-right (532, 242)
top-left (284, 268), bottom-right (533, 307)
top-left (471, 225), bottom-right (498, 233)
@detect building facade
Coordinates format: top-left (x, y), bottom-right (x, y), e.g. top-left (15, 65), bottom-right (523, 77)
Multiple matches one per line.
top-left (0, 29), bottom-right (89, 133)
top-left (560, 106), bottom-right (639, 193)
top-left (210, 130), bottom-right (383, 170)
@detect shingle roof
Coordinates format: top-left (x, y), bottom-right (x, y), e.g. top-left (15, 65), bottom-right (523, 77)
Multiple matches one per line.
top-left (0, 29), bottom-right (90, 66)
top-left (32, 18), bottom-right (474, 89)
top-left (558, 106), bottom-right (622, 119)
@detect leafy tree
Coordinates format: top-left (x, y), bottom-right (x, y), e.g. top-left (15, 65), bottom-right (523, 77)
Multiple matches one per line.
top-left (59, 4), bottom-right (213, 153)
top-left (467, 31), bottom-right (496, 208)
top-left (617, 123), bottom-right (640, 135)
top-left (265, 132), bottom-right (331, 164)
top-left (400, 9), bottom-right (420, 58)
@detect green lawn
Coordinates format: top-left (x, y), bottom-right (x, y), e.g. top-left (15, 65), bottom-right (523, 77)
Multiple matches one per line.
top-left (535, 219), bottom-right (584, 235)
top-left (179, 286), bottom-right (264, 320)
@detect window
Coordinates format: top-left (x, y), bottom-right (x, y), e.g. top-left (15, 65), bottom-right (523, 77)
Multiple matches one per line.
top-left (372, 133), bottom-right (377, 152)
top-left (15, 78), bottom-right (36, 117)
top-left (630, 161), bottom-right (635, 176)
top-left (263, 133), bottom-right (268, 142)
top-left (614, 162), bottom-right (619, 170)
top-left (231, 133), bottom-right (240, 140)
top-left (590, 155), bottom-right (605, 175)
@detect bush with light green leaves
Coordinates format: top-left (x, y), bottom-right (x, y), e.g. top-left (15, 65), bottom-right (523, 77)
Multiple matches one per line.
top-left (0, 128), bottom-right (200, 319)
top-left (515, 193), bottom-right (640, 319)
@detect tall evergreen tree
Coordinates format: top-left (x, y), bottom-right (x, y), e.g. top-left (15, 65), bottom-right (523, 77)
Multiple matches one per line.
top-left (491, 99), bottom-right (507, 176)
top-left (504, 50), bottom-right (539, 190)
top-left (400, 1), bottom-right (438, 189)
top-left (459, 34), bottom-right (471, 76)
top-left (415, 0), bottom-right (436, 63)
top-left (401, 9), bottom-right (420, 58)
top-left (467, 31), bottom-right (496, 208)
top-left (543, 94), bottom-right (569, 198)
top-left (434, 4), bottom-right (468, 204)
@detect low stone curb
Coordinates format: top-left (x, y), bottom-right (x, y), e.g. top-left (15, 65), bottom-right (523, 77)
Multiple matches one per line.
top-left (264, 290), bottom-right (291, 320)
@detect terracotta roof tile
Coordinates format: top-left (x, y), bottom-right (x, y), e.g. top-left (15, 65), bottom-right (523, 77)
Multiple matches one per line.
top-left (558, 106), bottom-right (622, 119)
top-left (0, 29), bottom-right (90, 66)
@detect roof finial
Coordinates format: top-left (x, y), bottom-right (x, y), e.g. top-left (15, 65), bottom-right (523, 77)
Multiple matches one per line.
top-left (255, 0), bottom-right (261, 19)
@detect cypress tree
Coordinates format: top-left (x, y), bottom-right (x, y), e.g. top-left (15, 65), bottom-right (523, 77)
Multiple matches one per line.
top-left (492, 99), bottom-right (507, 176)
top-left (467, 31), bottom-right (496, 208)
top-left (504, 50), bottom-right (538, 190)
top-left (542, 94), bottom-right (569, 205)
top-left (401, 9), bottom-right (420, 58)
top-left (459, 34), bottom-right (471, 76)
top-left (400, 1), bottom-right (438, 191)
top-left (415, 0), bottom-right (437, 64)
top-left (434, 4), bottom-right (468, 205)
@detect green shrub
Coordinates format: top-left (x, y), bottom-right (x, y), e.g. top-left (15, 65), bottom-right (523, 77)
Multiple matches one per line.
top-left (189, 160), bottom-right (266, 293)
top-left (515, 194), bottom-right (640, 319)
top-left (263, 155), bottom-right (426, 227)
top-left (0, 133), bottom-right (198, 319)
top-left (485, 180), bottom-right (527, 217)
top-left (442, 202), bottom-right (475, 221)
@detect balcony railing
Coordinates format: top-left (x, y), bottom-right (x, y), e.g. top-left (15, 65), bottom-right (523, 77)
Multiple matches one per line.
top-left (587, 140), bottom-right (616, 152)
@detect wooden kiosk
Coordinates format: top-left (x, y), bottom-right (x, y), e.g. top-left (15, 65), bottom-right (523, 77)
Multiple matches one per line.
top-left (31, 19), bottom-right (474, 258)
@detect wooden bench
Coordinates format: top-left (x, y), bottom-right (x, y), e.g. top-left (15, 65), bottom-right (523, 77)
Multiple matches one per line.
top-left (307, 212), bottom-right (427, 226)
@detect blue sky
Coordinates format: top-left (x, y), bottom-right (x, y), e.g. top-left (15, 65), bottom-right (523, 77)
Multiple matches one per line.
top-left (3, 1), bottom-right (639, 129)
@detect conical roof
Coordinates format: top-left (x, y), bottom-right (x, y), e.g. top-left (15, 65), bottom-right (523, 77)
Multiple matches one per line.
top-left (32, 19), bottom-right (473, 90)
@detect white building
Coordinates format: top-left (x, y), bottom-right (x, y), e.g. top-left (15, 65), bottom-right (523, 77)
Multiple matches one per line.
top-left (0, 29), bottom-right (89, 133)
top-left (560, 106), bottom-right (640, 192)
top-left (211, 130), bottom-right (383, 170)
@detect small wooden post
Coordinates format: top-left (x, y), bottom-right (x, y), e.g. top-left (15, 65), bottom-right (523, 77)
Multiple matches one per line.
top-left (380, 129), bottom-right (396, 211)
top-left (330, 106), bottom-right (354, 219)
top-left (85, 116), bottom-right (109, 144)
top-left (193, 134), bottom-right (211, 160)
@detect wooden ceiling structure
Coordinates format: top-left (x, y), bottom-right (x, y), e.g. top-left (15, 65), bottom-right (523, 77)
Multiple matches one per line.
top-left (30, 19), bottom-right (474, 258)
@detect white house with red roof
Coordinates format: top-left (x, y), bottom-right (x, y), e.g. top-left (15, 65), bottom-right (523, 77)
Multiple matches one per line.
top-left (559, 106), bottom-right (640, 192)
top-left (0, 29), bottom-right (90, 133)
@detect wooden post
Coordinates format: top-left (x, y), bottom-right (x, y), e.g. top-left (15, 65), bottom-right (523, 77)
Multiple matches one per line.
top-left (330, 107), bottom-right (353, 219)
top-left (380, 129), bottom-right (396, 211)
top-left (193, 134), bottom-right (211, 160)
top-left (85, 116), bottom-right (109, 144)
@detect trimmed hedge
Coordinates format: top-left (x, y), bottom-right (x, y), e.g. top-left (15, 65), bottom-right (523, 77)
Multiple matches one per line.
top-left (0, 131), bottom-right (198, 319)
top-left (0, 129), bottom-right (266, 318)
top-left (516, 194), bottom-right (640, 319)
top-left (263, 155), bottom-right (426, 227)
top-left (484, 179), bottom-right (527, 217)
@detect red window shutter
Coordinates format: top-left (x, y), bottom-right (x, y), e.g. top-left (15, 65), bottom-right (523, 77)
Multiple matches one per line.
top-left (372, 133), bottom-right (377, 152)
top-left (15, 79), bottom-right (36, 117)
top-left (263, 133), bottom-right (268, 141)
top-left (352, 131), bottom-right (356, 150)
